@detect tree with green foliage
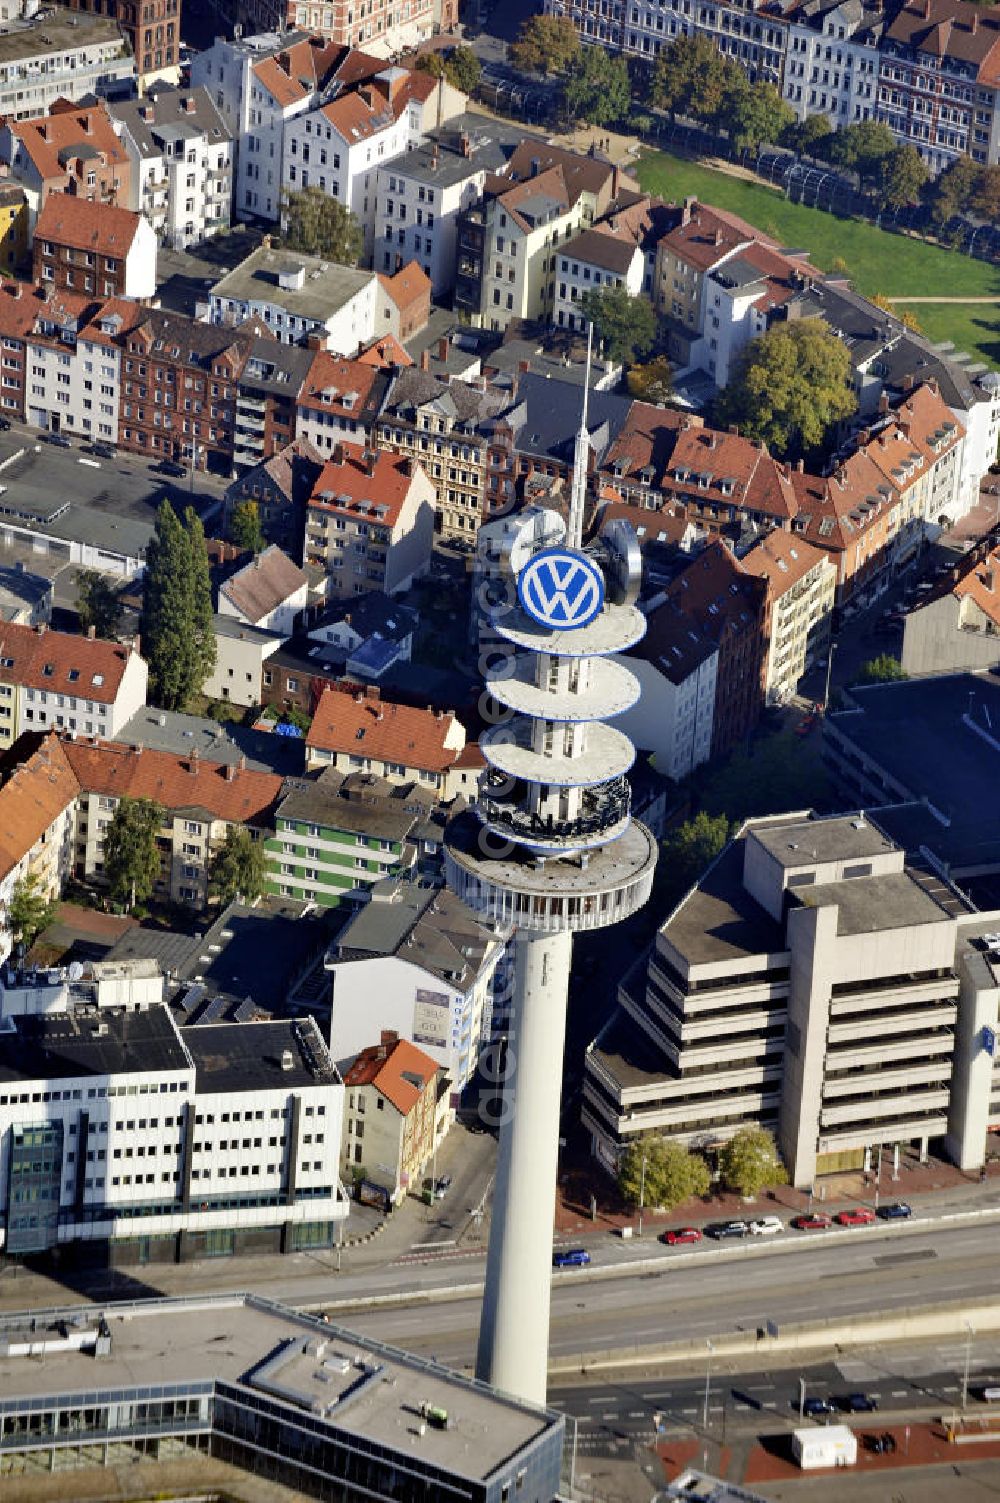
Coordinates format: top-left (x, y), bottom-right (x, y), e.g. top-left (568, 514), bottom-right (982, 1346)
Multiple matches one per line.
top-left (103, 796), bottom-right (163, 913)
top-left (141, 501), bottom-right (217, 711)
top-left (718, 1127), bottom-right (786, 1198)
top-left (228, 498), bottom-right (263, 555)
top-left (76, 570), bottom-right (122, 640)
top-left (926, 155), bottom-right (981, 231)
top-left (627, 355), bottom-right (674, 406)
top-left (657, 812), bottom-right (730, 910)
top-left (184, 505), bottom-right (216, 692)
top-left (619, 1137), bottom-right (712, 1210)
top-left (857, 653), bottom-right (908, 684)
top-left (443, 45), bottom-right (480, 94)
top-left (209, 826), bottom-right (267, 907)
top-left (652, 32), bottom-right (741, 122)
top-left (415, 50), bottom-right (444, 77)
top-left (826, 119), bottom-right (897, 185)
top-left (562, 48), bottom-right (631, 126)
top-left (782, 113), bottom-right (833, 158)
top-left (726, 82), bottom-right (794, 154)
top-left (873, 144), bottom-right (928, 210)
top-left (282, 187), bottom-right (362, 266)
top-left (7, 873), bottom-right (58, 952)
top-left (715, 318), bottom-right (857, 462)
top-left (579, 286), bottom-right (656, 365)
top-left (510, 14), bottom-right (581, 75)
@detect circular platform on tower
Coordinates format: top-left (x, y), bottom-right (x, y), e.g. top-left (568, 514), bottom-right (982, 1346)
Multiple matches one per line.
top-left (490, 601), bottom-right (646, 659)
top-left (486, 653), bottom-right (640, 723)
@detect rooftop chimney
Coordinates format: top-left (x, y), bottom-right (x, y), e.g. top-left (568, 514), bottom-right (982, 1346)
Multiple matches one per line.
top-left (381, 1029), bottom-right (399, 1046)
top-left (184, 95), bottom-right (196, 113)
top-left (364, 449), bottom-right (376, 476)
top-left (225, 761), bottom-right (236, 781)
top-left (420, 348), bottom-right (430, 371)
top-left (437, 335), bottom-right (448, 361)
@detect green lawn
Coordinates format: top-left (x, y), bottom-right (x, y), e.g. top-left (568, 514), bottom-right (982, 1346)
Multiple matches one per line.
top-left (637, 151), bottom-right (1000, 364)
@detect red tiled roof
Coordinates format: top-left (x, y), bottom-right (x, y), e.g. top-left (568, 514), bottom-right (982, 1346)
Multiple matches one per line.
top-left (35, 195), bottom-right (142, 259)
top-left (741, 530), bottom-right (833, 598)
top-left (11, 104), bottom-right (128, 184)
top-left (252, 40), bottom-right (385, 109)
top-left (307, 683), bottom-right (463, 774)
top-left (954, 543), bottom-right (1000, 628)
top-left (342, 1035), bottom-right (438, 1115)
top-left (886, 0), bottom-right (1000, 81)
top-left (307, 442), bottom-right (421, 528)
top-left (377, 260), bottom-right (431, 314)
top-left (61, 739), bottom-right (283, 826)
top-left (0, 735), bottom-right (78, 882)
top-left (298, 351), bottom-right (382, 418)
top-left (357, 334), bottom-right (412, 369)
top-left (659, 201), bottom-right (775, 271)
top-left (666, 538), bottom-right (767, 643)
top-left (0, 623), bottom-right (137, 702)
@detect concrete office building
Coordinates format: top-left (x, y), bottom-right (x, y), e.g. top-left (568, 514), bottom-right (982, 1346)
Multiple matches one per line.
top-left (208, 245), bottom-right (378, 352)
top-left (585, 811), bottom-right (1000, 1187)
top-left (0, 962), bottom-right (347, 1263)
top-left (0, 1294), bottom-right (564, 1502)
top-left (445, 371), bottom-right (657, 1405)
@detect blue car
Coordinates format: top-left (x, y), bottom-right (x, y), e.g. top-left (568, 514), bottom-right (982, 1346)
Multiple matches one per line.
top-left (877, 1202), bottom-right (912, 1221)
top-left (552, 1248), bottom-right (590, 1268)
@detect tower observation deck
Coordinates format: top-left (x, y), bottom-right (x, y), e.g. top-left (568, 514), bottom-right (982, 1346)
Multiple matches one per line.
top-left (445, 348), bottom-right (657, 1406)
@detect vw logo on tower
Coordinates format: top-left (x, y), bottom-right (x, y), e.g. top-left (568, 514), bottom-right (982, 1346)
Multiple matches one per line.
top-left (517, 547), bottom-right (605, 631)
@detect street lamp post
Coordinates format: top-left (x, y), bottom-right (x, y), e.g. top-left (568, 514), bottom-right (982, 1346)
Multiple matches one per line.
top-left (703, 1340), bottom-right (714, 1429)
top-left (822, 636), bottom-right (837, 710)
top-left (637, 1149), bottom-right (648, 1238)
top-left (963, 1320), bottom-right (975, 1411)
top-left (799, 1375), bottom-right (807, 1421)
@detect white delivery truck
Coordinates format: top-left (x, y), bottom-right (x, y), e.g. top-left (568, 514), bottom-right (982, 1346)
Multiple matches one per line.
top-left (792, 1425), bottom-right (858, 1470)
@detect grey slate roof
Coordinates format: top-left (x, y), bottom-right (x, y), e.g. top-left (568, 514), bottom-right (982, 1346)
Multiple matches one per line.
top-left (110, 85), bottom-right (232, 158)
top-left (500, 370), bottom-right (633, 465)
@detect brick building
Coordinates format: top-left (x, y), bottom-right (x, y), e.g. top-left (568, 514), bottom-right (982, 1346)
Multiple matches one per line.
top-left (64, 0), bottom-right (180, 89)
top-left (33, 198), bottom-right (156, 301)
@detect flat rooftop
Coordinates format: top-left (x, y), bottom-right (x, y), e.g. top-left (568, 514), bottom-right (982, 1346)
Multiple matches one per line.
top-left (0, 1005), bottom-right (188, 1085)
top-left (750, 813), bottom-right (896, 868)
top-left (0, 10), bottom-right (125, 63)
top-left (827, 672), bottom-right (1000, 874)
top-left (210, 248), bottom-right (373, 324)
top-left (662, 837), bottom-right (788, 969)
top-left (798, 869), bottom-right (953, 934)
top-left (589, 992), bottom-right (678, 1094)
top-left (116, 706), bottom-right (304, 777)
top-left (183, 1017), bottom-right (338, 1091)
top-left (278, 779), bottom-right (416, 841)
top-left (0, 1295), bottom-right (560, 1483)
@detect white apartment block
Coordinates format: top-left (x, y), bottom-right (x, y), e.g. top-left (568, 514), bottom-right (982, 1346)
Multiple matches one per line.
top-left (614, 607), bottom-right (718, 782)
top-left (25, 307), bottom-right (124, 444)
top-left (585, 812), bottom-right (1000, 1188)
top-left (0, 11), bottom-right (135, 122)
top-left (782, 2), bottom-right (882, 128)
top-left (548, 0), bottom-right (789, 80)
top-left (0, 965), bottom-right (346, 1262)
top-left (209, 246), bottom-right (378, 353)
top-left (0, 624), bottom-right (147, 752)
top-left (111, 87), bottom-right (234, 251)
top-left (742, 532), bottom-right (837, 705)
top-left (553, 228), bottom-right (644, 334)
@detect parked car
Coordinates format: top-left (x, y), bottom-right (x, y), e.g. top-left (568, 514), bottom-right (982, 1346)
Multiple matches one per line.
top-left (835, 1207), bottom-right (877, 1227)
top-left (156, 458), bottom-right (186, 477)
top-left (801, 1397), bottom-right (835, 1417)
top-left (0, 416), bottom-right (11, 431)
top-left (842, 1393), bottom-right (878, 1412)
top-left (748, 1216), bottom-right (783, 1237)
top-left (791, 1213), bottom-right (832, 1231)
top-left (877, 1201), bottom-right (913, 1220)
top-left (661, 1227), bottom-right (702, 1246)
top-left (42, 431), bottom-right (71, 447)
top-left (434, 1175), bottom-right (453, 1198)
top-left (552, 1248), bottom-right (590, 1268)
top-left (795, 713), bottom-right (818, 737)
top-left (706, 1220), bottom-right (749, 1240)
top-left (92, 441), bottom-right (116, 459)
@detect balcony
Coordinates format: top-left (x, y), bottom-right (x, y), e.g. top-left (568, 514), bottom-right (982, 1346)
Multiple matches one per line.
top-left (479, 772), bottom-right (630, 846)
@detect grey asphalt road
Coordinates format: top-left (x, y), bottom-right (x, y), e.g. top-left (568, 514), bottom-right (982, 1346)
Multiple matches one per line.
top-left (333, 1217), bottom-right (1000, 1373)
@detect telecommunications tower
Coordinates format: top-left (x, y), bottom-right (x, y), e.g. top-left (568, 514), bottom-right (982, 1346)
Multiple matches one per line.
top-left (445, 336), bottom-right (657, 1405)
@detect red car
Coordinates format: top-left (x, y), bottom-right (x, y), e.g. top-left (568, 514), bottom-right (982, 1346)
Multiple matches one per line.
top-left (835, 1207), bottom-right (877, 1227)
top-left (661, 1227), bottom-right (702, 1246)
top-left (791, 1213), bottom-right (832, 1231)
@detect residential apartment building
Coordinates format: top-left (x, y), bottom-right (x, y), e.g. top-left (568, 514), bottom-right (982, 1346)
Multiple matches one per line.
top-left (65, 0), bottom-right (180, 89)
top-left (376, 261), bottom-right (431, 343)
top-left (266, 770), bottom-right (416, 908)
top-left (341, 1032), bottom-right (441, 1205)
top-left (694, 239), bottom-right (815, 387)
top-left (902, 537), bottom-right (1000, 675)
top-left (282, 0), bottom-right (437, 51)
top-left (0, 624), bottom-right (147, 751)
top-left (782, 0), bottom-right (885, 129)
top-left (293, 348), bottom-right (388, 458)
top-left (204, 615), bottom-right (282, 708)
top-left (191, 33), bottom-right (387, 225)
top-left (23, 290), bottom-right (140, 443)
top-left (110, 88), bottom-right (234, 251)
top-left (218, 544), bottom-right (309, 637)
top-left (33, 199), bottom-right (156, 302)
top-left (223, 437), bottom-right (325, 556)
top-left (282, 67), bottom-right (461, 256)
top-left (0, 970), bottom-right (346, 1262)
top-left (375, 365), bottom-right (509, 540)
top-left (553, 225), bottom-right (645, 333)
top-left (304, 441), bottom-right (435, 595)
top-left (63, 739), bottom-right (283, 909)
top-left (0, 11), bottom-right (134, 122)
top-left (208, 244), bottom-right (378, 353)
top-left (118, 310), bottom-right (254, 472)
top-left (0, 102), bottom-right (131, 224)
top-left (305, 682), bottom-right (467, 794)
top-left (0, 183), bottom-right (28, 276)
top-left (0, 735), bottom-right (79, 962)
top-left (616, 599), bottom-right (718, 781)
top-left (330, 882), bottom-right (505, 1094)
top-left (742, 530), bottom-right (836, 704)
top-left (548, 0), bottom-right (790, 80)
top-left (234, 337), bottom-right (312, 472)
top-left (585, 812), bottom-right (1000, 1186)
top-left (382, 115), bottom-right (528, 301)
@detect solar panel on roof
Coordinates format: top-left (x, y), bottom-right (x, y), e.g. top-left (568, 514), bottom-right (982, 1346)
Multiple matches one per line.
top-left (193, 994), bottom-right (228, 1025)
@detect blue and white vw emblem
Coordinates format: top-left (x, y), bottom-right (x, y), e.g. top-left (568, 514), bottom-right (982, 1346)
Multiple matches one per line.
top-left (517, 547), bottom-right (605, 630)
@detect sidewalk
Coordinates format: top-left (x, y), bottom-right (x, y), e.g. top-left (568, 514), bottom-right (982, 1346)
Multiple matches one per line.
top-left (554, 1139), bottom-right (1000, 1244)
